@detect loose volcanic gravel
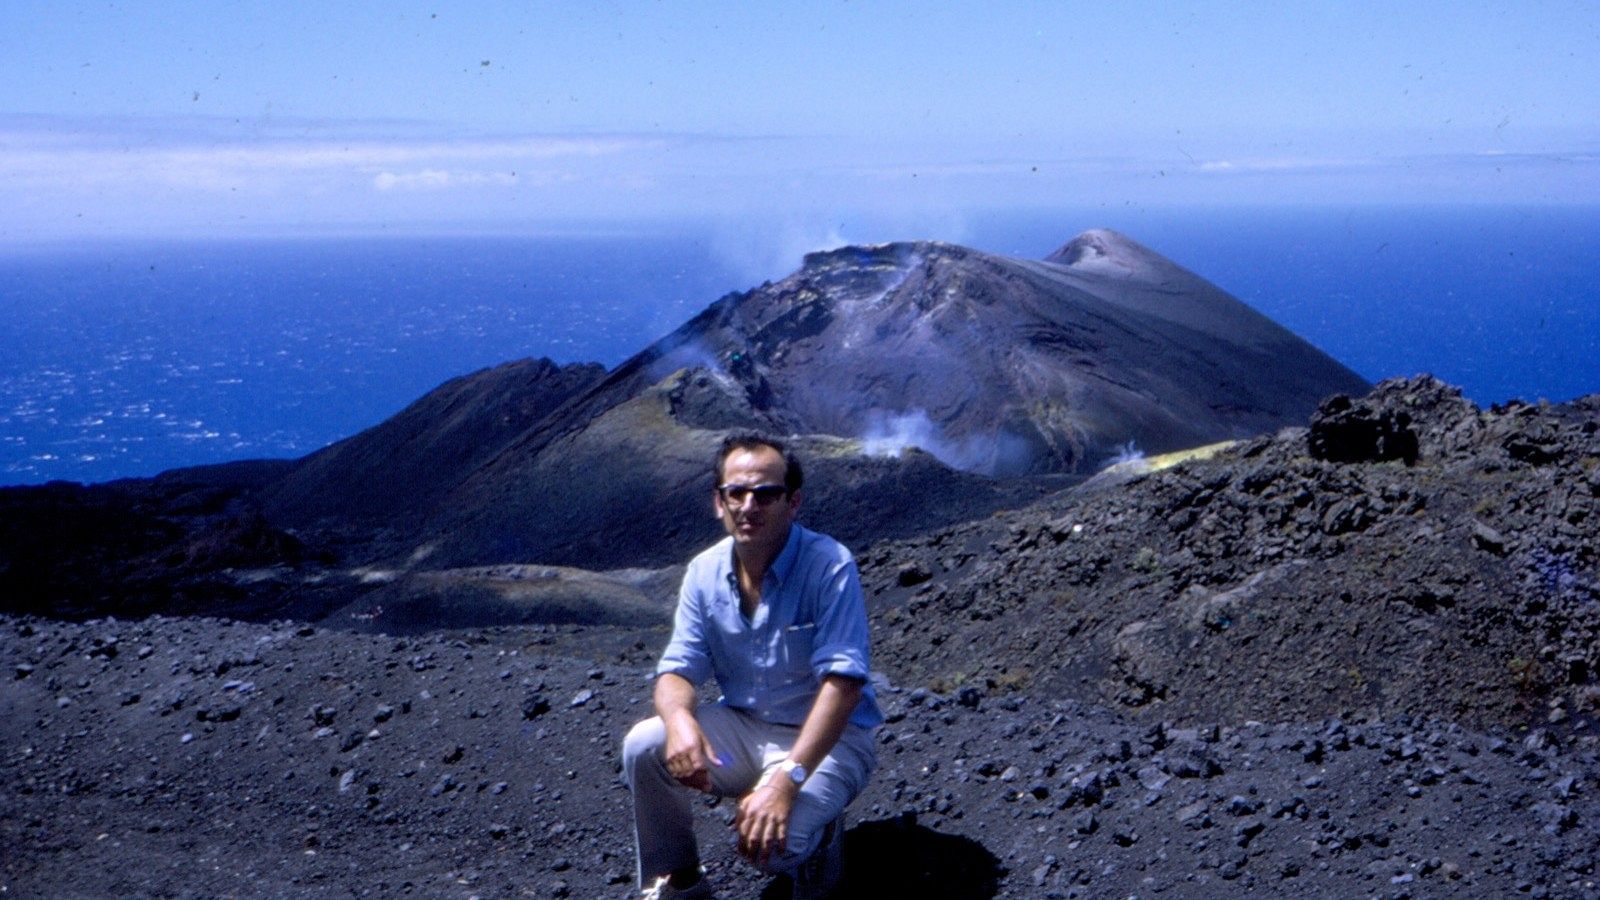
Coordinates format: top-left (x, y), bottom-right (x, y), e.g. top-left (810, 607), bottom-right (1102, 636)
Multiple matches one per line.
top-left (3, 614), bottom-right (1597, 898)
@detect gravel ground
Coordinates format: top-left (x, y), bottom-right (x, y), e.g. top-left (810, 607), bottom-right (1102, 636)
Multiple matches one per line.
top-left (4, 613), bottom-right (1596, 898)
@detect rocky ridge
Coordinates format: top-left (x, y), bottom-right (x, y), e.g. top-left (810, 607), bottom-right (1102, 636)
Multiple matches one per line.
top-left (864, 377), bottom-right (1600, 732)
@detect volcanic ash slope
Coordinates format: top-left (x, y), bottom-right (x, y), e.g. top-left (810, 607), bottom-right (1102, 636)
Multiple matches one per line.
top-left (3, 228), bottom-right (1370, 617)
top-left (273, 228), bottom-right (1369, 572)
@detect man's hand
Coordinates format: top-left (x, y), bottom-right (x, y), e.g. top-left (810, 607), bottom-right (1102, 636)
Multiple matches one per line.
top-left (655, 672), bottom-right (721, 792)
top-left (729, 674), bottom-right (862, 866)
top-left (733, 773), bottom-right (798, 866)
top-left (662, 710), bottom-right (720, 793)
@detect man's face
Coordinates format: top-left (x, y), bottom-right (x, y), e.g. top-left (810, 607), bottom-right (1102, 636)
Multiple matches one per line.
top-left (714, 445), bottom-right (800, 555)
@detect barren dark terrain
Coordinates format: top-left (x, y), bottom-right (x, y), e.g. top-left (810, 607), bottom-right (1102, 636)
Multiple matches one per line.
top-left (5, 378), bottom-right (1599, 898)
top-left (5, 613), bottom-right (1597, 899)
top-left (2, 233), bottom-right (1595, 896)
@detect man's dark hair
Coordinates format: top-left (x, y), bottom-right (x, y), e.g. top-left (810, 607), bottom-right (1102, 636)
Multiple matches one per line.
top-left (715, 432), bottom-right (804, 493)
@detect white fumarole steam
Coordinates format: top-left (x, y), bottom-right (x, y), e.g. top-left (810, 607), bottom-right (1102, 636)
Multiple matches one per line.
top-left (860, 409), bottom-right (1046, 477)
top-left (861, 409), bottom-right (1003, 474)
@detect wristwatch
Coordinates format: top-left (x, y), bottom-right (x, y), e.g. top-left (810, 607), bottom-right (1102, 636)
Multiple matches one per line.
top-left (773, 758), bottom-right (807, 787)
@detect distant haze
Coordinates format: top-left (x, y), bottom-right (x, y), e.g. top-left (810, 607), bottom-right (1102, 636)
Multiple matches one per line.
top-left (2, 3), bottom-right (1597, 243)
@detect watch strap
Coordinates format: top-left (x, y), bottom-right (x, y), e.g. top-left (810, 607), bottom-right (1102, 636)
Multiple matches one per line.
top-left (762, 758), bottom-right (807, 788)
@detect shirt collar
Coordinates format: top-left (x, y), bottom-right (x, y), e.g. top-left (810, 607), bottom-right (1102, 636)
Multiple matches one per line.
top-left (719, 524), bottom-right (803, 598)
top-left (726, 522), bottom-right (800, 586)
top-left (768, 523), bottom-right (802, 588)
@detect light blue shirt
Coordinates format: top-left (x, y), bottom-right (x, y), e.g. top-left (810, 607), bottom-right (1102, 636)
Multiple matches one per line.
top-left (657, 523), bottom-right (883, 730)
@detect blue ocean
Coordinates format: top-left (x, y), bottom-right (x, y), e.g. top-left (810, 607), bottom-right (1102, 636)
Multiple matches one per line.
top-left (3, 207), bottom-right (1596, 486)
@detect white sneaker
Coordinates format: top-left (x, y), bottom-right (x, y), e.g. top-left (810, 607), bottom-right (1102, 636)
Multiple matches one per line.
top-left (793, 815), bottom-right (844, 899)
top-left (641, 869), bottom-right (715, 899)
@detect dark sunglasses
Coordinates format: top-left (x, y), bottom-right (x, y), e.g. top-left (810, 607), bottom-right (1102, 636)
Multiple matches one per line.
top-left (717, 483), bottom-right (789, 506)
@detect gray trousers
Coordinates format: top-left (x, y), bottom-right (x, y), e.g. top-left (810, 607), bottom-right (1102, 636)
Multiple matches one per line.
top-left (622, 703), bottom-right (876, 887)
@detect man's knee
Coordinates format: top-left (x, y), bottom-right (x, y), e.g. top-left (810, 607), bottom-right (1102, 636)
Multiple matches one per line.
top-left (745, 818), bottom-right (835, 878)
top-left (621, 716), bottom-right (666, 781)
top-left (762, 831), bottom-right (818, 876)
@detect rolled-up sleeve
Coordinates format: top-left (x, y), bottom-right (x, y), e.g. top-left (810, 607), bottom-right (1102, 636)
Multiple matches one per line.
top-left (656, 571), bottom-right (713, 686)
top-left (809, 559), bottom-right (871, 682)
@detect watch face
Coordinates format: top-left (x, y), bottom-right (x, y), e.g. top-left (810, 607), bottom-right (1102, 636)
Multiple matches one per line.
top-left (788, 764), bottom-right (807, 784)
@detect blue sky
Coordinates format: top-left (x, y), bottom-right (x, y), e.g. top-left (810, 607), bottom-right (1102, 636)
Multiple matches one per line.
top-left (3, 1), bottom-right (1597, 243)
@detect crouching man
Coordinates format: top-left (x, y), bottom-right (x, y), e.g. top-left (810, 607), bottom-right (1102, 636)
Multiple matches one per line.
top-left (623, 433), bottom-right (882, 899)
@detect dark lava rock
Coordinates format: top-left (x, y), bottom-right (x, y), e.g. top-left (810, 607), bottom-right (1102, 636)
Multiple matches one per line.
top-left (0, 473), bottom-right (320, 622)
top-left (521, 694), bottom-right (552, 720)
top-left (1308, 393), bottom-right (1420, 464)
top-left (865, 376), bottom-right (1600, 733)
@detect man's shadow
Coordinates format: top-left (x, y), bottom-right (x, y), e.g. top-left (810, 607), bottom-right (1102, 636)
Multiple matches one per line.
top-left (760, 813), bottom-right (1002, 899)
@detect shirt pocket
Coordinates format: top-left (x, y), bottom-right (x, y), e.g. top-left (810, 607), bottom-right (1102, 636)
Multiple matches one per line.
top-left (778, 622), bottom-right (817, 683)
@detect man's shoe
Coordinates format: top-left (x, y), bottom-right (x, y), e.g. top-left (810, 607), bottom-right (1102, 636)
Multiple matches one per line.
top-left (792, 814), bottom-right (844, 899)
top-left (642, 868), bottom-right (715, 899)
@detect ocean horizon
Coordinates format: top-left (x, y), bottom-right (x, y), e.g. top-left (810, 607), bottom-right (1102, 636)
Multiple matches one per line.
top-left (3, 205), bottom-right (1596, 486)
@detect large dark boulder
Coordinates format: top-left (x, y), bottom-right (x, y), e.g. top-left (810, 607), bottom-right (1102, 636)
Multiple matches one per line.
top-left (1308, 394), bottom-right (1420, 463)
